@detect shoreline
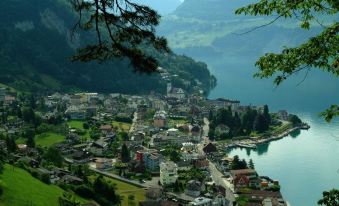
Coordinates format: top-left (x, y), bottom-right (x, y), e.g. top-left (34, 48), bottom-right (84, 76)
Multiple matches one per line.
top-left (224, 123), bottom-right (310, 149)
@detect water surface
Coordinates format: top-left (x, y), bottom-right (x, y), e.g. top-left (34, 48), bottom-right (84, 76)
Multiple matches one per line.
top-left (226, 113), bottom-right (339, 206)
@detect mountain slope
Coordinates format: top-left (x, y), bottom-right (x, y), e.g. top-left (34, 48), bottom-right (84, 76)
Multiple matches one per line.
top-left (0, 0), bottom-right (216, 95)
top-left (158, 0), bottom-right (339, 111)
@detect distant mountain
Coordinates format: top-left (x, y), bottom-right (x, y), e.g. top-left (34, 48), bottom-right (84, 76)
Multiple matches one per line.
top-left (0, 0), bottom-right (216, 95)
top-left (173, 0), bottom-right (253, 20)
top-left (133, 0), bottom-right (183, 15)
top-left (158, 0), bottom-right (339, 111)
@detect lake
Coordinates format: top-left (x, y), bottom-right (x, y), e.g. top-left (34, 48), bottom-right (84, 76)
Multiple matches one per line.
top-left (226, 113), bottom-right (339, 206)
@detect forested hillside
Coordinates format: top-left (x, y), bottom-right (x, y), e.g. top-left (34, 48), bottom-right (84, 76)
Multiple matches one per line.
top-left (0, 0), bottom-right (216, 94)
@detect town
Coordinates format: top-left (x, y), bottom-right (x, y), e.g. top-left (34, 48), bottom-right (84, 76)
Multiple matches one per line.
top-left (0, 84), bottom-right (309, 206)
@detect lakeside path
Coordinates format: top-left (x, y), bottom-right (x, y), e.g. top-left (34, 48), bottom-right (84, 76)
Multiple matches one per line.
top-left (230, 124), bottom-right (310, 149)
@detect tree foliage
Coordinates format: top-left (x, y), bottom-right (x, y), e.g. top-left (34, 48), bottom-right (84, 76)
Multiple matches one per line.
top-left (318, 189), bottom-right (339, 206)
top-left (71, 0), bottom-right (170, 73)
top-left (236, 0), bottom-right (339, 121)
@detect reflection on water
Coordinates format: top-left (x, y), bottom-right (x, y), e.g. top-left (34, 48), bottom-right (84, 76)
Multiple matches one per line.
top-left (226, 113), bottom-right (339, 206)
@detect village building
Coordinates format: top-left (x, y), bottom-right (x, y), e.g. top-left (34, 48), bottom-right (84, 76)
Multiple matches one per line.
top-left (95, 158), bottom-right (113, 170)
top-left (185, 180), bottom-right (205, 197)
top-left (167, 83), bottom-right (185, 100)
top-left (160, 161), bottom-right (178, 186)
top-left (153, 110), bottom-right (167, 128)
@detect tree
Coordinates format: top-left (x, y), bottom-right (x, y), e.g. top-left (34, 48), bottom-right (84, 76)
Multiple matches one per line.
top-left (318, 189), bottom-right (339, 206)
top-left (6, 136), bottom-right (16, 152)
top-left (254, 114), bottom-right (269, 133)
top-left (128, 194), bottom-right (136, 206)
top-left (121, 143), bottom-right (130, 163)
top-left (249, 159), bottom-right (255, 169)
top-left (263, 105), bottom-right (271, 125)
top-left (24, 129), bottom-right (35, 148)
top-left (59, 192), bottom-right (80, 206)
top-left (289, 114), bottom-right (302, 126)
top-left (44, 147), bottom-right (63, 167)
top-left (93, 176), bottom-right (120, 205)
top-left (26, 134), bottom-right (35, 148)
top-left (83, 122), bottom-right (90, 130)
top-left (70, 0), bottom-right (170, 73)
top-left (236, 1), bottom-right (338, 121)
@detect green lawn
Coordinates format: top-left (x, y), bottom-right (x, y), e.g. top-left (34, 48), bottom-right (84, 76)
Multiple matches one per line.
top-left (0, 165), bottom-right (87, 206)
top-left (35, 132), bottom-right (65, 147)
top-left (67, 120), bottom-right (85, 129)
top-left (68, 120), bottom-right (91, 139)
top-left (112, 121), bottom-right (131, 132)
top-left (16, 132), bottom-right (65, 147)
top-left (89, 176), bottom-right (145, 206)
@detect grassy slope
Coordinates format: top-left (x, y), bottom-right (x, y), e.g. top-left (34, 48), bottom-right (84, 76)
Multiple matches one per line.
top-left (35, 132), bottom-right (65, 147)
top-left (16, 132), bottom-right (65, 147)
top-left (0, 165), bottom-right (86, 206)
top-left (89, 175), bottom-right (145, 206)
top-left (112, 121), bottom-right (131, 132)
top-left (104, 177), bottom-right (146, 206)
top-left (67, 120), bottom-right (90, 139)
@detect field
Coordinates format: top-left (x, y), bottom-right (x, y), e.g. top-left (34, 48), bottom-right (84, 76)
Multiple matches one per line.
top-left (89, 176), bottom-right (145, 206)
top-left (35, 132), bottom-right (65, 147)
top-left (0, 164), bottom-right (87, 206)
top-left (67, 120), bottom-right (85, 129)
top-left (17, 132), bottom-right (65, 147)
top-left (67, 120), bottom-right (90, 139)
top-left (112, 121), bottom-right (131, 132)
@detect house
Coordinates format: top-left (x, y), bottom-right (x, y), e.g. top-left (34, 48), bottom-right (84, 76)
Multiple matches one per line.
top-left (182, 142), bottom-right (196, 152)
top-left (230, 169), bottom-right (258, 179)
top-left (65, 105), bottom-right (86, 120)
top-left (144, 152), bottom-right (162, 173)
top-left (60, 175), bottom-right (84, 185)
top-left (278, 110), bottom-right (289, 121)
top-left (100, 124), bottom-right (113, 134)
top-left (212, 194), bottom-right (229, 206)
top-left (153, 110), bottom-right (167, 128)
top-left (145, 188), bottom-right (163, 201)
top-left (95, 158), bottom-right (113, 170)
top-left (207, 98), bottom-right (240, 112)
top-left (70, 94), bottom-right (82, 105)
top-left (185, 180), bottom-right (205, 197)
top-left (135, 148), bottom-right (162, 172)
top-left (191, 125), bottom-right (202, 137)
top-left (139, 200), bottom-right (179, 206)
top-left (230, 169), bottom-right (259, 190)
top-left (241, 190), bottom-right (287, 206)
top-left (193, 158), bottom-right (209, 169)
top-left (189, 197), bottom-right (212, 206)
top-left (203, 143), bottom-right (217, 154)
top-left (167, 83), bottom-right (185, 100)
top-left (167, 128), bottom-right (178, 136)
top-left (160, 161), bottom-right (178, 185)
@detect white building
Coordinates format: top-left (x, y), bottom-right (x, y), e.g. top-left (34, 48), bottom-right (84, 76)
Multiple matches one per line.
top-left (189, 197), bottom-right (212, 206)
top-left (160, 161), bottom-right (178, 185)
top-left (167, 83), bottom-right (185, 99)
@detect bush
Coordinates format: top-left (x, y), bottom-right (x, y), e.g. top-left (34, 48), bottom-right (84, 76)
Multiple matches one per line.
top-left (75, 185), bottom-right (95, 199)
top-left (115, 116), bottom-right (132, 124)
top-left (40, 173), bottom-right (51, 184)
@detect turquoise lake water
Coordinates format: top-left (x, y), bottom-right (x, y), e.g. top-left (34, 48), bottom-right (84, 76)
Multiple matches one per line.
top-left (226, 113), bottom-right (339, 206)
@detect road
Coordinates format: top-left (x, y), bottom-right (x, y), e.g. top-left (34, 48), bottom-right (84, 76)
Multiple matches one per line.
top-left (208, 161), bottom-right (235, 202)
top-left (129, 112), bottom-right (138, 133)
top-left (199, 117), bottom-right (235, 203)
